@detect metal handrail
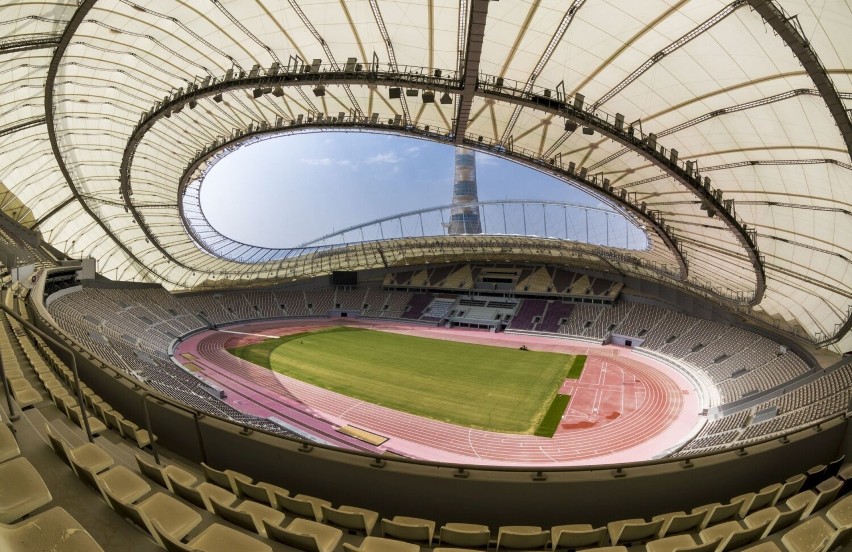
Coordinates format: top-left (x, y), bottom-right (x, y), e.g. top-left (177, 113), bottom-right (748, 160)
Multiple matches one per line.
top-left (2, 303), bottom-right (93, 442)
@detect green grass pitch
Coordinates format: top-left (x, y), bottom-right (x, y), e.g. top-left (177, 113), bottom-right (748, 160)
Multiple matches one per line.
top-left (228, 326), bottom-right (573, 434)
top-left (567, 355), bottom-right (587, 379)
top-left (534, 394), bottom-right (571, 437)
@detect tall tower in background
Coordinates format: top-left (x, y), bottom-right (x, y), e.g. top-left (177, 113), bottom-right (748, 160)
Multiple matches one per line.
top-left (447, 146), bottom-right (482, 234)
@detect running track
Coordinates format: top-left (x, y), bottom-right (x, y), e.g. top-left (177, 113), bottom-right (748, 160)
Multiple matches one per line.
top-left (175, 319), bottom-right (702, 466)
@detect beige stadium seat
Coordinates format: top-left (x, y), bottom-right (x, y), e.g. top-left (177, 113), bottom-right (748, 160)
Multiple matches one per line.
top-left (786, 477), bottom-right (843, 518)
top-left (742, 501), bottom-right (806, 537)
top-left (439, 522), bottom-right (491, 549)
top-left (645, 534), bottom-right (721, 552)
top-left (322, 504), bottom-right (380, 535)
top-left (71, 455), bottom-right (150, 505)
top-left (0, 506), bottom-right (104, 552)
top-left (9, 382), bottom-right (41, 408)
top-left (495, 525), bottom-right (549, 551)
top-left (572, 547), bottom-right (627, 552)
top-left (202, 462), bottom-right (252, 494)
top-left (343, 536), bottom-right (420, 552)
top-left (607, 517), bottom-right (665, 546)
top-left (731, 485), bottom-right (781, 517)
top-left (0, 422), bottom-right (20, 463)
top-left (45, 424), bottom-right (113, 474)
top-left (699, 519), bottom-right (768, 551)
top-left (103, 486), bottom-right (201, 547)
top-left (135, 454), bottom-right (197, 491)
top-left (118, 418), bottom-right (154, 449)
top-left (653, 510), bottom-right (708, 537)
top-left (0, 456), bottom-right (52, 523)
top-left (211, 496), bottom-right (285, 537)
top-left (382, 515), bottom-right (437, 544)
top-left (550, 523), bottom-right (607, 550)
top-left (781, 516), bottom-right (852, 552)
top-left (103, 410), bottom-right (125, 434)
top-left (234, 478), bottom-right (288, 508)
top-left (264, 517), bottom-right (343, 552)
top-left (167, 472), bottom-right (237, 513)
top-left (825, 493), bottom-right (852, 527)
top-left (738, 543), bottom-right (783, 552)
top-left (276, 492), bottom-right (330, 521)
top-left (691, 499), bottom-right (744, 529)
top-left (66, 404), bottom-right (107, 435)
top-left (157, 519), bottom-right (273, 552)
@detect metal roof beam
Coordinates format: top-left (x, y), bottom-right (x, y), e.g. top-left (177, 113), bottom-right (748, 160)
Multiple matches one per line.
top-left (453, 0), bottom-right (490, 143)
top-left (747, 0), bottom-right (852, 163)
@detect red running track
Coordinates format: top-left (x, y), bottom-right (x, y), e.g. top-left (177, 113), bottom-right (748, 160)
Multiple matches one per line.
top-left (175, 319), bottom-right (703, 466)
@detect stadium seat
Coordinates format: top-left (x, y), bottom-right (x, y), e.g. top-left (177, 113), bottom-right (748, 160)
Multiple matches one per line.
top-left (234, 477), bottom-right (288, 508)
top-left (0, 456), bottom-right (52, 523)
top-left (276, 492), bottom-right (330, 521)
top-left (825, 493), bottom-right (852, 527)
top-left (739, 543), bottom-right (782, 552)
top-left (202, 462), bottom-right (252, 494)
top-left (66, 404), bottom-right (107, 435)
top-left (263, 517), bottom-right (342, 552)
top-left (180, 520), bottom-right (273, 552)
top-left (786, 477), bottom-right (843, 518)
top-left (652, 510), bottom-right (708, 537)
top-left (103, 486), bottom-right (201, 547)
top-left (698, 519), bottom-right (769, 551)
top-left (495, 525), bottom-right (549, 551)
top-left (135, 453), bottom-right (197, 492)
top-left (118, 418), bottom-right (154, 449)
top-left (210, 495), bottom-right (284, 537)
top-left (742, 502), bottom-right (806, 537)
top-left (321, 503), bottom-right (380, 535)
top-left (0, 506), bottom-right (104, 552)
top-left (606, 518), bottom-right (665, 546)
top-left (45, 424), bottom-right (113, 474)
top-left (439, 522), bottom-right (491, 549)
top-left (691, 499), bottom-right (745, 528)
top-left (343, 536), bottom-right (420, 552)
top-left (645, 534), bottom-right (721, 552)
top-left (781, 517), bottom-right (852, 552)
top-left (167, 473), bottom-right (238, 513)
top-left (382, 515), bottom-right (437, 544)
top-left (70, 455), bottom-right (150, 505)
top-left (731, 485), bottom-right (781, 517)
top-left (0, 421), bottom-right (19, 463)
top-left (550, 524), bottom-right (607, 550)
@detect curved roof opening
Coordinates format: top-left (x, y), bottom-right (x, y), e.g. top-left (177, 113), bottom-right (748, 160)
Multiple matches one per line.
top-left (194, 131), bottom-right (647, 251)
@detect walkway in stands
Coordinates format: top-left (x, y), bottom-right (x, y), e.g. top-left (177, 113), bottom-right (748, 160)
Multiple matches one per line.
top-left (175, 319), bottom-right (702, 466)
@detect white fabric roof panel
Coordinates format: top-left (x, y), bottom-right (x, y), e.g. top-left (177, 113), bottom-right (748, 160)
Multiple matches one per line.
top-left (0, 0), bottom-right (848, 351)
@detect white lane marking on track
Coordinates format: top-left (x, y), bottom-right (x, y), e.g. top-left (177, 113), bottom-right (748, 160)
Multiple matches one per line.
top-left (467, 429), bottom-right (481, 459)
top-left (539, 446), bottom-right (558, 463)
top-left (218, 330), bottom-right (278, 339)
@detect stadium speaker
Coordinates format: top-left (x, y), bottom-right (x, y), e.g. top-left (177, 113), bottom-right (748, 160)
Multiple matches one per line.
top-left (434, 69), bottom-right (442, 78)
top-left (188, 100), bottom-right (197, 109)
top-left (252, 88), bottom-right (264, 99)
top-left (313, 85), bottom-right (325, 97)
top-left (406, 89), bottom-right (419, 97)
top-left (213, 93), bottom-right (223, 103)
top-left (565, 121), bottom-right (578, 132)
top-left (582, 126), bottom-right (594, 135)
top-left (422, 91), bottom-right (435, 103)
top-left (389, 87), bottom-right (401, 99)
top-left (440, 92), bottom-right (452, 104)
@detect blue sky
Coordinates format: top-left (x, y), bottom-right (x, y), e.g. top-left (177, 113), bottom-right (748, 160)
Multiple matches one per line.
top-left (201, 132), bottom-right (602, 248)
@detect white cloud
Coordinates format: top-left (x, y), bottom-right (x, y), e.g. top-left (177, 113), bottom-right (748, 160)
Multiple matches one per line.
top-left (301, 157), bottom-right (356, 167)
top-left (365, 151), bottom-right (402, 164)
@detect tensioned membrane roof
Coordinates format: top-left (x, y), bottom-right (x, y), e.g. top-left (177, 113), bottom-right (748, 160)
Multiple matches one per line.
top-left (0, 0), bottom-right (850, 351)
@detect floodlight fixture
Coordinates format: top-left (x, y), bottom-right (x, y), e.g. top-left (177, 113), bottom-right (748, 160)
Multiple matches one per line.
top-left (272, 86), bottom-right (284, 97)
top-left (252, 88), bottom-right (264, 99)
top-left (313, 85), bottom-right (326, 97)
top-left (213, 93), bottom-right (223, 102)
top-left (582, 126), bottom-right (594, 135)
top-left (564, 121), bottom-right (578, 132)
top-left (188, 100), bottom-right (197, 109)
top-left (422, 91), bottom-right (435, 103)
top-left (440, 92), bottom-right (452, 104)
top-left (389, 87), bottom-right (401, 99)
top-left (406, 89), bottom-right (419, 97)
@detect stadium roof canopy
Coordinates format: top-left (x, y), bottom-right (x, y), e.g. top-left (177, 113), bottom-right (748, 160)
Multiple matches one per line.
top-left (0, 0), bottom-right (850, 351)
